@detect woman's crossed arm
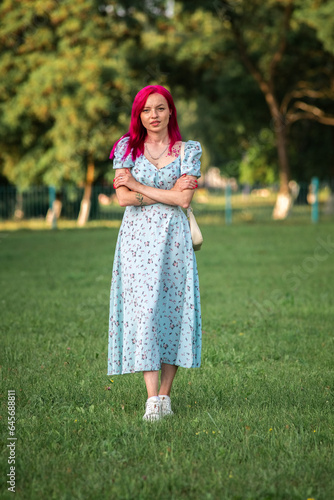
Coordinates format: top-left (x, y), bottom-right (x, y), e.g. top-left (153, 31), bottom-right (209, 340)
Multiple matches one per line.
top-left (113, 168), bottom-right (198, 209)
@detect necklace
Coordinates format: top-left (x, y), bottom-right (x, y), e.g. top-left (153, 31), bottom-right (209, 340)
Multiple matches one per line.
top-left (145, 142), bottom-right (169, 160)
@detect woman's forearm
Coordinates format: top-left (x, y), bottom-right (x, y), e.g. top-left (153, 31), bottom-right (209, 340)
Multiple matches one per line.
top-left (134, 183), bottom-right (194, 209)
top-left (116, 187), bottom-right (157, 207)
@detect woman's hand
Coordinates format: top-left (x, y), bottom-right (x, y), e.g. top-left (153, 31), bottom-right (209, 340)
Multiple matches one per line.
top-left (172, 174), bottom-right (198, 192)
top-left (113, 169), bottom-right (138, 191)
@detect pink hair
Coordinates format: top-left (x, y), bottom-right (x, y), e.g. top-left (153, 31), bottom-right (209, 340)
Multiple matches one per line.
top-left (110, 85), bottom-right (182, 161)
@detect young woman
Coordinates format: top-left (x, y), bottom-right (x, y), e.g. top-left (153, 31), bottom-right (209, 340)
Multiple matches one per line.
top-left (107, 85), bottom-right (202, 420)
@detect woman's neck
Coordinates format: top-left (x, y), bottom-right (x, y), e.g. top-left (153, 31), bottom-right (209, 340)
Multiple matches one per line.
top-left (145, 131), bottom-right (169, 144)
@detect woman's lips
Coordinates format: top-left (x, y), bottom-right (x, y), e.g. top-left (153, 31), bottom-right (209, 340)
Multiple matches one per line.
top-left (150, 121), bottom-right (160, 126)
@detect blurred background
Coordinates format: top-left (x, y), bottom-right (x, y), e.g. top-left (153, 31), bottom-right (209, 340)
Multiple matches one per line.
top-left (0, 0), bottom-right (333, 226)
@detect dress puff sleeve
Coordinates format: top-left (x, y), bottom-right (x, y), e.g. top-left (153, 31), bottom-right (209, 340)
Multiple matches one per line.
top-left (111, 137), bottom-right (135, 170)
top-left (181, 140), bottom-right (202, 178)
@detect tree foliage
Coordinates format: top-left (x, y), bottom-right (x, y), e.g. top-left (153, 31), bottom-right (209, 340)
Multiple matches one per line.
top-left (0, 0), bottom-right (333, 191)
top-left (0, 0), bottom-right (144, 187)
top-left (172, 0), bottom-right (334, 189)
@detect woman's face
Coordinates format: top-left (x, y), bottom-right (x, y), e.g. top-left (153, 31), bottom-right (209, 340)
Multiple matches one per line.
top-left (140, 93), bottom-right (170, 134)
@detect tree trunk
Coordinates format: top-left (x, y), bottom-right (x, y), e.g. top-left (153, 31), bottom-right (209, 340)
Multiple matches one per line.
top-left (77, 156), bottom-right (95, 227)
top-left (46, 187), bottom-right (62, 229)
top-left (260, 90), bottom-right (291, 219)
top-left (46, 199), bottom-right (62, 228)
top-left (274, 117), bottom-right (290, 195)
top-left (14, 192), bottom-right (24, 220)
top-left (271, 113), bottom-right (293, 219)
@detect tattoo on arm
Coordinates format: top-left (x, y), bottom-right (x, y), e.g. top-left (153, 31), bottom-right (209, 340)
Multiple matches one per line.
top-left (135, 192), bottom-right (146, 207)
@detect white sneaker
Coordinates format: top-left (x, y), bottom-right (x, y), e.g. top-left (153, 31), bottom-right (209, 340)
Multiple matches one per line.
top-left (142, 396), bottom-right (162, 421)
top-left (159, 395), bottom-right (174, 417)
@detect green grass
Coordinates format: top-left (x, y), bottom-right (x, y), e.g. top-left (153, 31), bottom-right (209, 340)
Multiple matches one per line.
top-left (0, 222), bottom-right (333, 500)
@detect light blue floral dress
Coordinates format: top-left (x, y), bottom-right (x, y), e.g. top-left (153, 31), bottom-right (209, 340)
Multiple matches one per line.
top-left (107, 137), bottom-right (202, 375)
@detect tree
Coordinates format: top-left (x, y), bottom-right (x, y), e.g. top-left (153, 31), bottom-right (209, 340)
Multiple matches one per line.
top-left (1, 0), bottom-right (334, 222)
top-left (173, 0), bottom-right (334, 217)
top-left (0, 0), bottom-right (148, 221)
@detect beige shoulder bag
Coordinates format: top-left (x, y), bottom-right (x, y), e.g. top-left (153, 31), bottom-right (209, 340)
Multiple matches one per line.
top-left (180, 142), bottom-right (203, 251)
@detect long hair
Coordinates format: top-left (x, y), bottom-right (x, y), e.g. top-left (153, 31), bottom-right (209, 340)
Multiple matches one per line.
top-left (110, 85), bottom-right (182, 161)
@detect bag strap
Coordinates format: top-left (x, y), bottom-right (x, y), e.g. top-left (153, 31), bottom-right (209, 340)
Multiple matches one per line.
top-left (180, 141), bottom-right (185, 164)
top-left (180, 142), bottom-right (193, 218)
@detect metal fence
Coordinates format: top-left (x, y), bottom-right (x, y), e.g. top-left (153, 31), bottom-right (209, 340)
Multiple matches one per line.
top-left (0, 184), bottom-right (122, 221)
top-left (0, 180), bottom-right (333, 223)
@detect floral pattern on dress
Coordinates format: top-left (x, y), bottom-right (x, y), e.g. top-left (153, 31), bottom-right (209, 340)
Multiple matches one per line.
top-left (107, 138), bottom-right (202, 375)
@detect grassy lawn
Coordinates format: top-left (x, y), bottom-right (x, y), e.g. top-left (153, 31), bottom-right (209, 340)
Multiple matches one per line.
top-left (0, 221), bottom-right (333, 499)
